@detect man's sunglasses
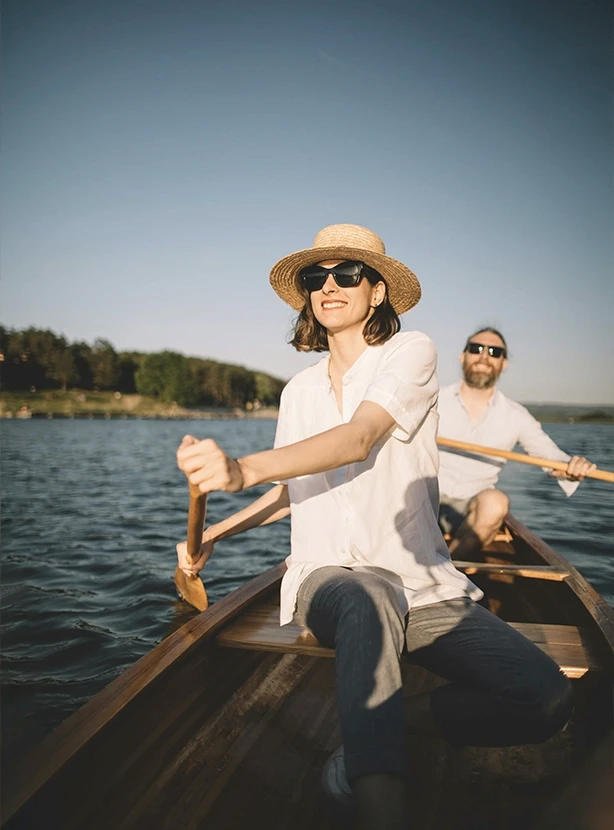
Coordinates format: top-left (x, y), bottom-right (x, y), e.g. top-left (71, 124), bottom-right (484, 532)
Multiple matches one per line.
top-left (299, 261), bottom-right (369, 293)
top-left (465, 342), bottom-right (506, 359)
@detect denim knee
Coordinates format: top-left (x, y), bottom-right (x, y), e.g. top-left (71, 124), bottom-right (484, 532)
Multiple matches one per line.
top-left (302, 569), bottom-right (405, 652)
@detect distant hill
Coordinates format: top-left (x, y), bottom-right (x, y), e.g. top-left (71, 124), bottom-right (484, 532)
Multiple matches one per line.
top-left (523, 404), bottom-right (614, 424)
top-left (0, 325), bottom-right (286, 410)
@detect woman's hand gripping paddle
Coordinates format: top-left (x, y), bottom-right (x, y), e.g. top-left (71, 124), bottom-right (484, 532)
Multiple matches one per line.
top-left (174, 485), bottom-right (209, 612)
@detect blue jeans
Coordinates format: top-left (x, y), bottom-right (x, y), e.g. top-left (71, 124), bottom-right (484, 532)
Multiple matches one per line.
top-left (295, 566), bottom-right (574, 784)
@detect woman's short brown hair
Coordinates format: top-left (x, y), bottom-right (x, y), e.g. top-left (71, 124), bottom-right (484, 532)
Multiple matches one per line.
top-left (289, 265), bottom-right (401, 352)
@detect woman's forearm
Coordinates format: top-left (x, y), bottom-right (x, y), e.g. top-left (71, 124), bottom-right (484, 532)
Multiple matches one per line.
top-left (237, 424), bottom-right (364, 489)
top-left (238, 403), bottom-right (395, 489)
top-left (176, 403), bottom-right (395, 495)
top-left (205, 483), bottom-right (290, 543)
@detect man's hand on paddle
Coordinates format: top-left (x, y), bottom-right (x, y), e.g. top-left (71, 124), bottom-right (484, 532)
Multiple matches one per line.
top-left (177, 435), bottom-right (244, 493)
top-left (551, 456), bottom-right (596, 482)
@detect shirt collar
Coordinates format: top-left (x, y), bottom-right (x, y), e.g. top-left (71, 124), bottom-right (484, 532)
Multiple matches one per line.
top-left (321, 344), bottom-right (376, 388)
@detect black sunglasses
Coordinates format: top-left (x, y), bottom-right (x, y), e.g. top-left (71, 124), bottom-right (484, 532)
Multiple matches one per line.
top-left (465, 342), bottom-right (506, 359)
top-left (299, 261), bottom-right (369, 293)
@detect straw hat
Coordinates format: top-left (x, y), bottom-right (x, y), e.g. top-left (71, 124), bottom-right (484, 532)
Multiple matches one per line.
top-left (269, 224), bottom-right (421, 314)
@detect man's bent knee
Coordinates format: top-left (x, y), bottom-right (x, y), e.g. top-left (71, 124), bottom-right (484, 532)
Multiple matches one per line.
top-left (472, 489), bottom-right (509, 524)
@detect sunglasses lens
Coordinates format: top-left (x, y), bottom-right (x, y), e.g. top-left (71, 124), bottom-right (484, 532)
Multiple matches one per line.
top-left (467, 343), bottom-right (505, 358)
top-left (333, 261), bottom-right (362, 276)
top-left (300, 266), bottom-right (327, 292)
top-left (333, 262), bottom-right (363, 287)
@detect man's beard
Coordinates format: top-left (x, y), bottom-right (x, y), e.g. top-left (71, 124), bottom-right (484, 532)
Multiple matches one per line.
top-left (463, 362), bottom-right (499, 389)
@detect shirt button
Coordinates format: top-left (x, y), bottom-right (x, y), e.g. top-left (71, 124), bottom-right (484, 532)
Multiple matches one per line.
top-left (344, 518), bottom-right (349, 523)
top-left (341, 548), bottom-right (346, 554)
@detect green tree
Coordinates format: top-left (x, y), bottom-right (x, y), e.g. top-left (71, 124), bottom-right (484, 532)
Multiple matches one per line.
top-left (117, 352), bottom-right (140, 393)
top-left (51, 348), bottom-right (78, 392)
top-left (71, 341), bottom-right (94, 389)
top-left (90, 339), bottom-right (120, 389)
top-left (1, 327), bottom-right (60, 389)
top-left (254, 372), bottom-right (285, 406)
top-left (227, 366), bottom-right (256, 406)
top-left (135, 351), bottom-right (199, 406)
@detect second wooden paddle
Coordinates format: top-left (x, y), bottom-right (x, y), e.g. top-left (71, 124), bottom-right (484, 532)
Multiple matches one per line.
top-left (437, 437), bottom-right (614, 483)
top-left (174, 485), bottom-right (209, 611)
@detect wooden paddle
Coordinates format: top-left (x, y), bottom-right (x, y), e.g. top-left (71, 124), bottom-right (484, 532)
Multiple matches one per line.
top-left (174, 485), bottom-right (209, 611)
top-left (437, 437), bottom-right (614, 483)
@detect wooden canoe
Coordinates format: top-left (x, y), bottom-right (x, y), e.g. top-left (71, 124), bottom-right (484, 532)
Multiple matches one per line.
top-left (3, 513), bottom-right (613, 830)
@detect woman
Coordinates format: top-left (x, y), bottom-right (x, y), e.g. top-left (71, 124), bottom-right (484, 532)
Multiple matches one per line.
top-left (176, 224), bottom-right (573, 830)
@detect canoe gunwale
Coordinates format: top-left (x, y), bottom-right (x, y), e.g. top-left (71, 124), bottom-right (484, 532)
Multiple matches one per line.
top-left (504, 514), bottom-right (614, 652)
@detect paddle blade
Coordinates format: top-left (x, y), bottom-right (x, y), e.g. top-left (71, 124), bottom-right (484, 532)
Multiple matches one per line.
top-left (174, 566), bottom-right (209, 612)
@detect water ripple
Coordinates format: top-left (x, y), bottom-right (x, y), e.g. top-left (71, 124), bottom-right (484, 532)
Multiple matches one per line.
top-left (1, 419), bottom-right (611, 766)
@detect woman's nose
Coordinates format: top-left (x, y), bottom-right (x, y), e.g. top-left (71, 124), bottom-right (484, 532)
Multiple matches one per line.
top-left (322, 274), bottom-right (338, 292)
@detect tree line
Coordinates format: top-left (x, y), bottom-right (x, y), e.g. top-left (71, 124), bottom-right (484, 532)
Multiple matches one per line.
top-left (0, 326), bottom-right (286, 408)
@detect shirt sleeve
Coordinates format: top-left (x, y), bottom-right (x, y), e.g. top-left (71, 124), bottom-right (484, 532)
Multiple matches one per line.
top-left (273, 386), bottom-right (290, 450)
top-left (514, 404), bottom-right (579, 497)
top-left (272, 385), bottom-right (291, 485)
top-left (362, 333), bottom-right (439, 442)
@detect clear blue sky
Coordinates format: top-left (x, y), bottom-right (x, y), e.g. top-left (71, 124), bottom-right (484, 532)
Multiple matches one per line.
top-left (2, 0), bottom-right (612, 404)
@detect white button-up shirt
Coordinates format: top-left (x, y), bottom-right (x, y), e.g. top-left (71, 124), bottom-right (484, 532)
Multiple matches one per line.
top-left (274, 332), bottom-right (482, 625)
top-left (437, 383), bottom-right (578, 502)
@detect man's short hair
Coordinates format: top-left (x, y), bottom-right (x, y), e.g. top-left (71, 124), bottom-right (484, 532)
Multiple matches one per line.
top-left (464, 327), bottom-right (508, 358)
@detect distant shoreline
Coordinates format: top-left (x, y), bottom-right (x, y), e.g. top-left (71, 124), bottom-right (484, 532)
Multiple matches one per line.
top-left (0, 390), bottom-right (278, 421)
top-left (1, 390), bottom-right (613, 424)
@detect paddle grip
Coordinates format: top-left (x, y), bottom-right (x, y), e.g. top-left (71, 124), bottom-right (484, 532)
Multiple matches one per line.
top-left (186, 486), bottom-right (208, 566)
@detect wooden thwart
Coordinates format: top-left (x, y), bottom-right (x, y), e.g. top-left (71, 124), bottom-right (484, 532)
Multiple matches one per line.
top-left (216, 602), bottom-right (605, 679)
top-left (453, 561), bottom-right (570, 581)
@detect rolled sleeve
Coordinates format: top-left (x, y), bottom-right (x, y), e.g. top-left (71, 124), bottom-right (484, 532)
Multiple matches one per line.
top-left (362, 332), bottom-right (438, 441)
top-left (272, 386), bottom-right (290, 485)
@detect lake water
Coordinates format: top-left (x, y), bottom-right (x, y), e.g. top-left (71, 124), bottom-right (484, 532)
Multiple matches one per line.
top-left (2, 419), bottom-right (613, 766)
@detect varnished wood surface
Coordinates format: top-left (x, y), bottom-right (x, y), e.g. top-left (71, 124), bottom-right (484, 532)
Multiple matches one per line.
top-left (505, 514), bottom-right (614, 652)
top-left (216, 601), bottom-right (606, 678)
top-left (451, 560), bottom-right (570, 580)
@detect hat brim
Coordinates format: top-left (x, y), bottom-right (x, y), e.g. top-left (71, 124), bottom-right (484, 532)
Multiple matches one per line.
top-left (269, 245), bottom-right (421, 314)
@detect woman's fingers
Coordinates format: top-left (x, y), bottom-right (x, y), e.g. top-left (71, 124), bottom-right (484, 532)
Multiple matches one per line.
top-left (176, 539), bottom-right (214, 577)
top-left (177, 438), bottom-right (226, 473)
top-left (176, 437), bottom-right (243, 493)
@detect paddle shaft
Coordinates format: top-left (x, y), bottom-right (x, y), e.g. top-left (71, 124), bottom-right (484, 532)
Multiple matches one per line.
top-left (173, 485), bottom-right (209, 612)
top-left (437, 437), bottom-right (614, 483)
top-left (186, 486), bottom-right (208, 565)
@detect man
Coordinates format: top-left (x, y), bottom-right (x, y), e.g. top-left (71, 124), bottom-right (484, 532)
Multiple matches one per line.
top-left (437, 327), bottom-right (595, 559)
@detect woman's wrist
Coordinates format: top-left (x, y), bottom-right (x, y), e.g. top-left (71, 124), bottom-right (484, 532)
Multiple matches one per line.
top-left (236, 456), bottom-right (257, 489)
top-left (203, 523), bottom-right (221, 544)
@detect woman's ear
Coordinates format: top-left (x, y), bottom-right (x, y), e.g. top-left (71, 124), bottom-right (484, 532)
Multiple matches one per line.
top-left (372, 281), bottom-right (386, 307)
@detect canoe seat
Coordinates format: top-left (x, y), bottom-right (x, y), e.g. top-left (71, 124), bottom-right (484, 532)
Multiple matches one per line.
top-left (216, 601), bottom-right (606, 679)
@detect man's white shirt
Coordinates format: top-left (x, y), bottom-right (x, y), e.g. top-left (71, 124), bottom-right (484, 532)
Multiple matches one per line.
top-left (274, 332), bottom-right (482, 626)
top-left (437, 382), bottom-right (578, 503)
